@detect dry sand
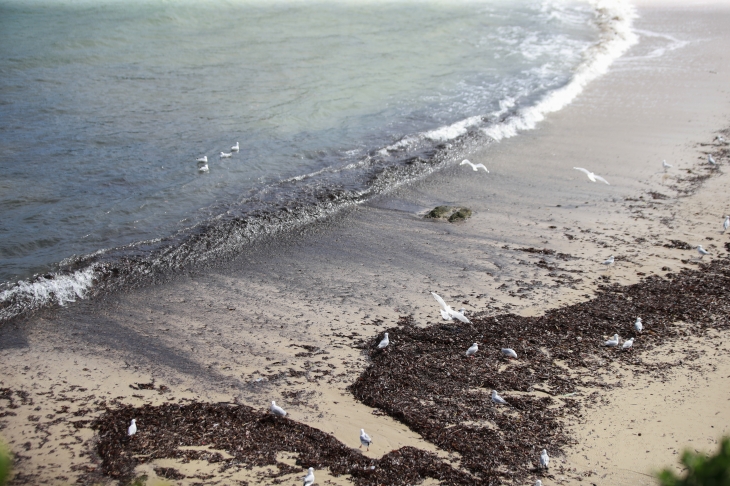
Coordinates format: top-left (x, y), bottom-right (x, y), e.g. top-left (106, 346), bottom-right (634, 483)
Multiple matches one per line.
top-left (1, 1), bottom-right (730, 485)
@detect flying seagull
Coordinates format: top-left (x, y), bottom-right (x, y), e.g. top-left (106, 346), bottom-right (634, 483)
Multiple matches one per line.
top-left (460, 159), bottom-right (489, 172)
top-left (231, 142), bottom-right (240, 152)
top-left (128, 419), bottom-right (137, 436)
top-left (431, 292), bottom-right (471, 323)
top-left (360, 429), bottom-right (373, 451)
top-left (270, 401), bottom-right (287, 417)
top-left (634, 317), bottom-right (643, 333)
top-left (196, 155), bottom-right (207, 163)
top-left (466, 343), bottom-right (479, 357)
top-left (604, 334), bottom-right (620, 347)
top-left (697, 245), bottom-right (709, 258)
top-left (622, 337), bottom-right (635, 350)
top-left (574, 167), bottom-right (609, 184)
top-left (501, 348), bottom-right (518, 359)
top-left (540, 449), bottom-right (550, 469)
top-left (377, 333), bottom-right (389, 349)
top-left (303, 467), bottom-right (315, 486)
top-left (220, 152), bottom-right (232, 158)
top-left (491, 390), bottom-right (509, 406)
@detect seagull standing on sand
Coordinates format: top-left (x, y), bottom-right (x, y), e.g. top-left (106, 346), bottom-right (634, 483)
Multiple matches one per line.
top-left (460, 159), bottom-right (489, 172)
top-left (431, 292), bottom-right (471, 323)
top-left (622, 337), bottom-right (635, 350)
top-left (196, 155), bottom-right (207, 163)
top-left (231, 142), bottom-right (240, 152)
top-left (662, 160), bottom-right (672, 170)
top-left (602, 255), bottom-right (615, 266)
top-left (377, 333), bottom-right (389, 349)
top-left (360, 429), bottom-right (373, 451)
top-left (697, 245), bottom-right (709, 258)
top-left (128, 419), bottom-right (137, 436)
top-left (535, 481), bottom-right (543, 486)
top-left (723, 216), bottom-right (729, 233)
top-left (303, 467), bottom-right (315, 486)
top-left (604, 334), bottom-right (620, 347)
top-left (491, 390), bottom-right (509, 406)
top-left (634, 317), bottom-right (643, 333)
top-left (573, 167), bottom-right (610, 184)
top-left (708, 154), bottom-right (717, 165)
top-left (270, 401), bottom-right (287, 417)
top-left (716, 135), bottom-right (726, 144)
top-left (501, 348), bottom-right (518, 359)
top-left (540, 449), bottom-right (550, 469)
top-left (220, 152), bottom-right (232, 158)
top-left (466, 343), bottom-right (479, 357)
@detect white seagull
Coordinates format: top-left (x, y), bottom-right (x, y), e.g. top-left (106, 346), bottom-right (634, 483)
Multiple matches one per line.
top-left (602, 255), bottom-right (615, 266)
top-left (708, 154), bottom-right (717, 165)
top-left (270, 401), bottom-right (287, 417)
top-left (196, 155), bottom-right (207, 163)
top-left (535, 481), bottom-right (543, 486)
top-left (231, 142), bottom-right (240, 152)
top-left (128, 419), bottom-right (137, 436)
top-left (199, 163), bottom-right (209, 172)
top-left (662, 160), bottom-right (672, 170)
top-left (540, 449), bottom-right (550, 469)
top-left (491, 390), bottom-right (509, 406)
top-left (622, 337), bottom-right (635, 350)
top-left (360, 429), bottom-right (373, 450)
top-left (377, 333), bottom-right (389, 349)
top-left (501, 348), bottom-right (518, 359)
top-left (431, 292), bottom-right (471, 323)
top-left (603, 334), bottom-right (620, 347)
top-left (303, 467), bottom-right (315, 486)
top-left (697, 245), bottom-right (709, 258)
top-left (723, 216), bottom-right (729, 233)
top-left (466, 343), bottom-right (479, 357)
top-left (220, 152), bottom-right (232, 158)
top-left (574, 167), bottom-right (609, 184)
top-left (716, 135), bottom-right (726, 143)
top-left (460, 159), bottom-right (489, 172)
top-left (634, 317), bottom-right (643, 333)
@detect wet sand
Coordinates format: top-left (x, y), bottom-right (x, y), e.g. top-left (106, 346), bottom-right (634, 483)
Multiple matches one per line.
top-left (1, 1), bottom-right (730, 484)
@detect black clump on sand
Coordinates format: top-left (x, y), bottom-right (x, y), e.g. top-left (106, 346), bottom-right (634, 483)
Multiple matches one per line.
top-left (663, 239), bottom-right (693, 250)
top-left (425, 206), bottom-right (472, 222)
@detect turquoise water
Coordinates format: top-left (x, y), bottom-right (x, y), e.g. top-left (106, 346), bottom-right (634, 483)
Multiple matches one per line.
top-left (0, 0), bottom-right (608, 317)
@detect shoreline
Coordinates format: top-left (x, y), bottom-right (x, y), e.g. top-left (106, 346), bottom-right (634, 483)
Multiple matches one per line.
top-left (2, 1), bottom-right (730, 485)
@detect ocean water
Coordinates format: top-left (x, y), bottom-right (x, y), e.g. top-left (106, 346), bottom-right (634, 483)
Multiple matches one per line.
top-left (0, 0), bottom-right (637, 320)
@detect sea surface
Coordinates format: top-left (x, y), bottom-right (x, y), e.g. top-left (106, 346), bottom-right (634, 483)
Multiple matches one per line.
top-left (0, 0), bottom-right (637, 320)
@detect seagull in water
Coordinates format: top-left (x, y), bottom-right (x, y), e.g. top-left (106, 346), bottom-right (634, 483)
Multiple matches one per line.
top-left (431, 292), bottom-right (471, 323)
top-left (604, 334), bottom-right (620, 347)
top-left (574, 167), bottom-right (609, 184)
top-left (196, 155), bottom-right (207, 163)
top-left (270, 401), bottom-right (287, 417)
top-left (460, 159), bottom-right (489, 172)
top-left (602, 255), bottom-right (615, 266)
top-left (231, 142), bottom-right (240, 152)
top-left (540, 449), bottom-right (550, 469)
top-left (302, 467), bottom-right (315, 486)
top-left (697, 245), bottom-right (709, 258)
top-left (622, 337), bottom-right (635, 350)
top-left (466, 343), bottom-right (479, 357)
top-left (723, 216), bottom-right (729, 233)
top-left (360, 429), bottom-right (373, 451)
top-left (662, 160), bottom-right (672, 170)
top-left (199, 163), bottom-right (209, 173)
top-left (127, 419), bottom-right (137, 437)
top-left (708, 154), bottom-right (717, 165)
top-left (377, 333), bottom-right (389, 349)
top-left (491, 390), bottom-right (509, 406)
top-left (220, 152), bottom-right (232, 158)
top-left (501, 348), bottom-right (518, 359)
top-left (634, 317), bottom-right (643, 333)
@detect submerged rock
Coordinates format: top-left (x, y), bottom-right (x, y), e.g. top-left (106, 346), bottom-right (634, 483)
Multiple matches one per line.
top-left (424, 205), bottom-right (472, 222)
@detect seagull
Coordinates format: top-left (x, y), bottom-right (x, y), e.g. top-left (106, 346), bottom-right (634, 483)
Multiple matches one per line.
top-left (377, 333), bottom-right (389, 349)
top-left (196, 155), bottom-right (207, 163)
top-left (716, 135), bottom-right (726, 144)
top-left (697, 245), bottom-right (709, 258)
top-left (634, 317), bottom-right (643, 333)
top-left (622, 337), bottom-right (635, 350)
top-left (708, 154), bottom-right (717, 165)
top-left (431, 292), bottom-right (471, 323)
top-left (270, 401), bottom-right (287, 417)
top-left (602, 255), bottom-right (614, 266)
top-left (128, 419), bottom-right (137, 436)
top-left (231, 142), bottom-right (240, 152)
top-left (501, 348), bottom-right (518, 359)
top-left (199, 163), bottom-right (209, 172)
top-left (220, 152), bottom-right (232, 158)
top-left (574, 167), bottom-right (609, 184)
top-left (303, 467), bottom-right (315, 486)
top-left (360, 429), bottom-right (373, 450)
top-left (535, 481), bottom-right (543, 486)
top-left (603, 334), bottom-right (620, 347)
top-left (723, 215), bottom-right (729, 233)
top-left (466, 343), bottom-right (479, 357)
top-left (540, 449), bottom-right (550, 469)
top-left (460, 159), bottom-right (489, 172)
top-left (491, 390), bottom-right (509, 406)
top-left (662, 160), bottom-right (672, 170)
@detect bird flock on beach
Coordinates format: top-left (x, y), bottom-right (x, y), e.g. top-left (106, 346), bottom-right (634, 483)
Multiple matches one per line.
top-left (196, 141), bottom-right (240, 172)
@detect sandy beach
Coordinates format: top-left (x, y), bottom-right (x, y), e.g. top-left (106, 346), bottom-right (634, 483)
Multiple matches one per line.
top-left (1, 1), bottom-right (730, 485)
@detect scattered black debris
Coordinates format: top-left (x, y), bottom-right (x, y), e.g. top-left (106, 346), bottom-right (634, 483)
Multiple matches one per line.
top-left (663, 240), bottom-right (693, 250)
top-left (648, 191), bottom-right (669, 200)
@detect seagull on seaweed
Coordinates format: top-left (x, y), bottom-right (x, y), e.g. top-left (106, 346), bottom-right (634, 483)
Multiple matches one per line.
top-left (634, 317), bottom-right (643, 333)
top-left (198, 163), bottom-right (209, 173)
top-left (540, 449), bottom-right (550, 469)
top-left (604, 334), bottom-right (620, 347)
top-left (466, 343), bottom-right (479, 357)
top-left (377, 333), bottom-right (389, 349)
top-left (708, 154), bottom-right (717, 165)
top-left (662, 160), bottom-right (672, 170)
top-left (303, 467), bottom-right (315, 486)
top-left (360, 429), bottom-right (373, 451)
top-left (535, 481), bottom-right (543, 486)
top-left (602, 255), bottom-right (615, 266)
top-left (231, 142), bottom-right (240, 152)
top-left (697, 245), bottom-right (709, 258)
top-left (573, 167), bottom-right (609, 184)
top-left (270, 401), bottom-right (287, 417)
top-left (622, 337), bottom-right (635, 351)
top-left (127, 419), bottom-right (137, 436)
top-left (460, 159), bottom-right (489, 172)
top-left (501, 348), bottom-right (518, 359)
top-left (196, 155), bottom-right (207, 163)
top-left (431, 292), bottom-right (471, 323)
top-left (220, 152), bottom-right (232, 158)
top-left (723, 215), bottom-right (729, 233)
top-left (491, 390), bottom-right (509, 406)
